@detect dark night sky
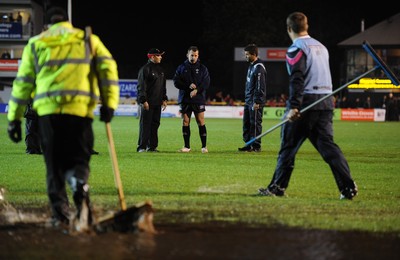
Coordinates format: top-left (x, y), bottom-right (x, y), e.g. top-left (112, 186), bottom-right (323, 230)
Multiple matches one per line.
top-left (48, 0), bottom-right (399, 97)
top-left (70, 1), bottom-right (204, 79)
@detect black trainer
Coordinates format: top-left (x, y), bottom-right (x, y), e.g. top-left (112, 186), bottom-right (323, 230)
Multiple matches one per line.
top-left (340, 183), bottom-right (358, 200)
top-left (45, 216), bottom-right (70, 232)
top-left (258, 188), bottom-right (276, 196)
top-left (258, 185), bottom-right (285, 197)
top-left (238, 146), bottom-right (252, 152)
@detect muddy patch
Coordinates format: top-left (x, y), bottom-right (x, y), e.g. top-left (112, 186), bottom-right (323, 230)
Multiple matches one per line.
top-left (1, 220), bottom-right (399, 259)
top-left (1, 196), bottom-right (399, 259)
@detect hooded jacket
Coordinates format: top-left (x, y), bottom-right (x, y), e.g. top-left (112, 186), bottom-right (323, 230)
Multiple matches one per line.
top-left (7, 21), bottom-right (119, 121)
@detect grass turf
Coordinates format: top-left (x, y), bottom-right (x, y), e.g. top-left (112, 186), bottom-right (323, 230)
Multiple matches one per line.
top-left (1, 114), bottom-right (399, 233)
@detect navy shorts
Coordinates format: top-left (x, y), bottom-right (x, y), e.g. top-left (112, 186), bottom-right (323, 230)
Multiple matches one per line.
top-left (179, 103), bottom-right (206, 115)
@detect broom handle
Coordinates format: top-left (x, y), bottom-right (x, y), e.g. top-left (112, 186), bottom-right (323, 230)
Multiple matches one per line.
top-left (105, 122), bottom-right (127, 211)
top-left (88, 26), bottom-right (127, 211)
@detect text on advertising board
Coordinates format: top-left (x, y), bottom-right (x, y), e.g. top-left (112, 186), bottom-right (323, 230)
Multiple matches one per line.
top-left (119, 79), bottom-right (137, 98)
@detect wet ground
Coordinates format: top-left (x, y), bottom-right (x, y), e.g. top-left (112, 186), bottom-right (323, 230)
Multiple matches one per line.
top-left (1, 221), bottom-right (399, 259)
top-left (1, 199), bottom-right (399, 259)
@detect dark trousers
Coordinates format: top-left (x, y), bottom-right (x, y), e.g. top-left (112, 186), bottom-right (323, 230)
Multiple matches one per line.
top-left (24, 103), bottom-right (41, 153)
top-left (268, 110), bottom-right (356, 193)
top-left (38, 114), bottom-right (93, 223)
top-left (242, 104), bottom-right (263, 149)
top-left (137, 105), bottom-right (162, 150)
top-left (25, 116), bottom-right (41, 153)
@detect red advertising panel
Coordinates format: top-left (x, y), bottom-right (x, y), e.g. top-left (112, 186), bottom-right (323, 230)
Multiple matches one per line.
top-left (266, 49), bottom-right (286, 61)
top-left (341, 109), bottom-right (375, 121)
top-left (0, 59), bottom-right (19, 71)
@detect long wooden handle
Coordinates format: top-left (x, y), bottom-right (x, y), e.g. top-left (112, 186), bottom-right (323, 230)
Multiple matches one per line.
top-left (105, 123), bottom-right (127, 211)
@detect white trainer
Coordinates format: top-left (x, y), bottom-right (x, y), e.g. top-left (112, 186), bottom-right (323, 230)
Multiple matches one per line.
top-left (179, 147), bottom-right (191, 153)
top-left (201, 147), bottom-right (208, 153)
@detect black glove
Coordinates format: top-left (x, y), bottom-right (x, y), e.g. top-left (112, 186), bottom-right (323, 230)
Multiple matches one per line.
top-left (100, 106), bottom-right (114, 123)
top-left (7, 120), bottom-right (22, 143)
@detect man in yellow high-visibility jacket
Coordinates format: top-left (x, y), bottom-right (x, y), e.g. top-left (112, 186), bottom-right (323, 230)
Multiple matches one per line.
top-left (7, 6), bottom-right (120, 230)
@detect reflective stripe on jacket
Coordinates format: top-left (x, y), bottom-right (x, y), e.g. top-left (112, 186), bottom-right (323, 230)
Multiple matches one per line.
top-left (7, 22), bottom-right (119, 121)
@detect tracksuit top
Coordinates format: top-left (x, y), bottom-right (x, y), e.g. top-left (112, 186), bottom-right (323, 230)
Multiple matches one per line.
top-left (137, 60), bottom-right (168, 106)
top-left (173, 59), bottom-right (210, 105)
top-left (244, 59), bottom-right (267, 106)
top-left (286, 35), bottom-right (334, 110)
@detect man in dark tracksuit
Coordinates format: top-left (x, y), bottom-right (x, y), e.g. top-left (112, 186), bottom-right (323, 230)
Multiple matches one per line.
top-left (173, 46), bottom-right (210, 153)
top-left (238, 44), bottom-right (266, 152)
top-left (258, 12), bottom-right (358, 200)
top-left (136, 48), bottom-right (168, 152)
